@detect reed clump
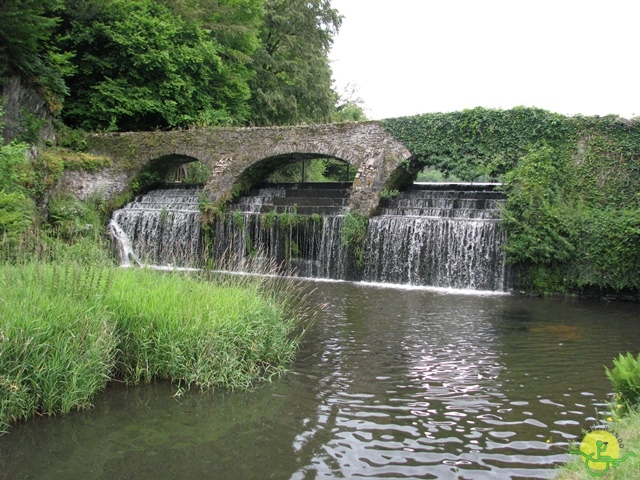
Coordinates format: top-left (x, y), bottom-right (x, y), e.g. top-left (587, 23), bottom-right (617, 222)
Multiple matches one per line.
top-left (0, 261), bottom-right (309, 433)
top-left (0, 263), bottom-right (116, 430)
top-left (107, 267), bottom-right (305, 390)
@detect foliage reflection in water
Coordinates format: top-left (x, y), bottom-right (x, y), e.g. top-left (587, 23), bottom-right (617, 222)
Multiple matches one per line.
top-left (1, 281), bottom-right (638, 479)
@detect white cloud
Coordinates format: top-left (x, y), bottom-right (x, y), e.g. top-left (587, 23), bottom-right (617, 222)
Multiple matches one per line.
top-left (330, 0), bottom-right (640, 119)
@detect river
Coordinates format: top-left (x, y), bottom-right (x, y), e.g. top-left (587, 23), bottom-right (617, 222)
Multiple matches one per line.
top-left (1, 280), bottom-right (638, 479)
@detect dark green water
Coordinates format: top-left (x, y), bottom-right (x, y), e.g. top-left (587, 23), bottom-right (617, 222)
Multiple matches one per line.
top-left (1, 281), bottom-right (638, 479)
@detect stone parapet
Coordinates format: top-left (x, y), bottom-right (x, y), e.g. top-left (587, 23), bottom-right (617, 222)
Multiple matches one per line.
top-left (83, 121), bottom-right (412, 216)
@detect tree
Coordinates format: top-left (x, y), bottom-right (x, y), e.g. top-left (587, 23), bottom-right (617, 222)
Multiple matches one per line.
top-left (0, 0), bottom-right (70, 110)
top-left (55, 0), bottom-right (254, 131)
top-left (331, 83), bottom-right (368, 123)
top-left (248, 0), bottom-right (342, 126)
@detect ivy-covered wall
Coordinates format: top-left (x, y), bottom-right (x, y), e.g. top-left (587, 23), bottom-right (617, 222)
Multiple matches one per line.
top-left (383, 107), bottom-right (640, 294)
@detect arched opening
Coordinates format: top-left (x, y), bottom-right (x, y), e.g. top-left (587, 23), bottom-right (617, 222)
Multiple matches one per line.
top-left (414, 166), bottom-right (494, 184)
top-left (134, 154), bottom-right (211, 192)
top-left (384, 158), bottom-right (498, 195)
top-left (234, 153), bottom-right (355, 195)
top-left (164, 161), bottom-right (212, 185)
top-left (265, 156), bottom-right (355, 183)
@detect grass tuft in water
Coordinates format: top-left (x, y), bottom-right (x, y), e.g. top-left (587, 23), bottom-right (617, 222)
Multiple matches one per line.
top-left (0, 263), bottom-right (116, 431)
top-left (107, 267), bottom-right (306, 390)
top-left (0, 260), bottom-right (312, 433)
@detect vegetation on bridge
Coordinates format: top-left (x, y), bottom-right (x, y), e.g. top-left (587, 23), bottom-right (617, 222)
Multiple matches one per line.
top-left (383, 108), bottom-right (640, 294)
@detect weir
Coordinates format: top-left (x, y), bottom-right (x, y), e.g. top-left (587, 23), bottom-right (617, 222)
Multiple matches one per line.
top-left (109, 183), bottom-right (509, 291)
top-left (109, 185), bottom-right (203, 268)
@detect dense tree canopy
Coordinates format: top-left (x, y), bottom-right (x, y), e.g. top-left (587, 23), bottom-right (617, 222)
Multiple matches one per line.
top-left (1, 0), bottom-right (345, 131)
top-left (55, 0), bottom-right (259, 131)
top-left (248, 0), bottom-right (342, 126)
top-left (0, 0), bottom-right (70, 110)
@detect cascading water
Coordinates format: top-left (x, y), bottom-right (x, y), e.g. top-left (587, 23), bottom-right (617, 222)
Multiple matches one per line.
top-left (208, 184), bottom-right (349, 278)
top-left (109, 182), bottom-right (509, 291)
top-left (363, 184), bottom-right (507, 291)
top-left (109, 185), bottom-right (203, 267)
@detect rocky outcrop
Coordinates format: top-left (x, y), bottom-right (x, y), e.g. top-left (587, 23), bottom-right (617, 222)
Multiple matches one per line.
top-left (1, 76), bottom-right (55, 145)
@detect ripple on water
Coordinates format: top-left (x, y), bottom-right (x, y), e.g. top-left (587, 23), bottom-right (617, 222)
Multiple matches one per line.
top-left (1, 282), bottom-right (638, 479)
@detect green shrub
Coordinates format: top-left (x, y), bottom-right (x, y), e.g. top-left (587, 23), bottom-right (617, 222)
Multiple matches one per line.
top-left (278, 211), bottom-right (303, 228)
top-left (380, 189), bottom-right (399, 199)
top-left (341, 211), bottom-right (368, 268)
top-left (55, 125), bottom-right (89, 152)
top-left (47, 195), bottom-right (102, 239)
top-left (41, 148), bottom-right (111, 172)
top-left (262, 210), bottom-right (278, 229)
top-left (606, 352), bottom-right (640, 413)
top-left (0, 191), bottom-right (35, 239)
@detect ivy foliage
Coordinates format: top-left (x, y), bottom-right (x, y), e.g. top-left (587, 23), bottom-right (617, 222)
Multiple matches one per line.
top-left (382, 107), bottom-right (573, 183)
top-left (384, 107), bottom-right (640, 293)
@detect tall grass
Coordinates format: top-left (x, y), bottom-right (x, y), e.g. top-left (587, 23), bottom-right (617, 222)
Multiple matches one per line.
top-left (107, 268), bottom-right (306, 389)
top-left (0, 263), bottom-right (116, 431)
top-left (0, 261), bottom-right (311, 433)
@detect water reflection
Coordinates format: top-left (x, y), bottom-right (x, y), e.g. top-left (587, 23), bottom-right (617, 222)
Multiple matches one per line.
top-left (0, 282), bottom-right (638, 479)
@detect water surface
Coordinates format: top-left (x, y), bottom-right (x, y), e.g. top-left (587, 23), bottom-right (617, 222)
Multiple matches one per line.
top-left (1, 281), bottom-right (638, 479)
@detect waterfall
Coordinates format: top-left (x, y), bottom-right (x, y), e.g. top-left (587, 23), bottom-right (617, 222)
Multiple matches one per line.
top-left (109, 186), bottom-right (203, 267)
top-left (108, 219), bottom-right (139, 267)
top-left (363, 184), bottom-right (508, 291)
top-left (208, 212), bottom-right (347, 278)
top-left (206, 184), bottom-right (350, 278)
top-left (109, 182), bottom-right (509, 291)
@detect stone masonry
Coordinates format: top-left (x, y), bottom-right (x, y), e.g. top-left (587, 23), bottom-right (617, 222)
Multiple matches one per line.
top-left (82, 121), bottom-right (412, 216)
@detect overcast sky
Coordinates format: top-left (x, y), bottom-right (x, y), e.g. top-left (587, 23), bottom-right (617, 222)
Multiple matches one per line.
top-left (329, 0), bottom-right (639, 120)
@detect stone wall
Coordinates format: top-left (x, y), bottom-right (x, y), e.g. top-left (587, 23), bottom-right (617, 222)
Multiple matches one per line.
top-left (1, 76), bottom-right (55, 145)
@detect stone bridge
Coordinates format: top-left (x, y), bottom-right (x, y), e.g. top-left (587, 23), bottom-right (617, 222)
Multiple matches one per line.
top-left (80, 121), bottom-right (412, 216)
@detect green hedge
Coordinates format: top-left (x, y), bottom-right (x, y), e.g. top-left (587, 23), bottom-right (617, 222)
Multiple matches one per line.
top-left (383, 108), bottom-right (640, 293)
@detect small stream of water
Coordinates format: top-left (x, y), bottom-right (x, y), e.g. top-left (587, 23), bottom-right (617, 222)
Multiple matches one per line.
top-left (1, 281), bottom-right (637, 479)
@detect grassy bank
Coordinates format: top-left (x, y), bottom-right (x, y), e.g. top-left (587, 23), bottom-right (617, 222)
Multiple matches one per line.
top-left (556, 352), bottom-right (640, 478)
top-left (556, 410), bottom-right (640, 479)
top-left (0, 262), bottom-right (308, 433)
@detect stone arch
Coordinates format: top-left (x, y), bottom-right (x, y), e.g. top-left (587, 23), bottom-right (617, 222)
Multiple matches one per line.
top-left (201, 123), bottom-right (412, 215)
top-left (85, 121), bottom-right (413, 216)
top-left (229, 152), bottom-right (354, 190)
top-left (134, 154), bottom-right (205, 190)
top-left (380, 155), bottom-right (426, 192)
